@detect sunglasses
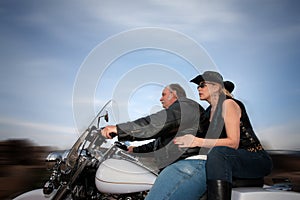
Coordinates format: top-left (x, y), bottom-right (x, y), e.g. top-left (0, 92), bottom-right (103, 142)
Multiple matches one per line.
top-left (197, 82), bottom-right (215, 89)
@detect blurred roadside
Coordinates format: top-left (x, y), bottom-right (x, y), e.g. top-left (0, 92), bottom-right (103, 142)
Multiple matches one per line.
top-left (0, 139), bottom-right (53, 199)
top-left (0, 139), bottom-right (299, 199)
top-left (264, 150), bottom-right (300, 192)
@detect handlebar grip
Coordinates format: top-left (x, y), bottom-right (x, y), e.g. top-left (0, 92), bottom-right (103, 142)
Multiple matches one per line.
top-left (109, 132), bottom-right (117, 138)
top-left (114, 141), bottom-right (128, 151)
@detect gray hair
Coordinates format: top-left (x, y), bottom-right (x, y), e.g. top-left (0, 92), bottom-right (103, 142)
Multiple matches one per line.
top-left (167, 83), bottom-right (186, 98)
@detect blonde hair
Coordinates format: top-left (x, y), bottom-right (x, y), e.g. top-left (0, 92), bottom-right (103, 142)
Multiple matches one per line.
top-left (215, 83), bottom-right (233, 98)
top-left (222, 88), bottom-right (233, 98)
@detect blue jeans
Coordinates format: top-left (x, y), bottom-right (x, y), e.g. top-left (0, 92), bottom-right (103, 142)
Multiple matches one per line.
top-left (145, 159), bottom-right (207, 200)
top-left (206, 146), bottom-right (273, 182)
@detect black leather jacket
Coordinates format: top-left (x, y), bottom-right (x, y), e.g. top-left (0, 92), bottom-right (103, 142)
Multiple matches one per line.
top-left (116, 97), bottom-right (206, 167)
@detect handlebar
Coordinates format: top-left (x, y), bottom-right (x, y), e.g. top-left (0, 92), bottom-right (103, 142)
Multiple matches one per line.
top-left (109, 132), bottom-right (117, 138)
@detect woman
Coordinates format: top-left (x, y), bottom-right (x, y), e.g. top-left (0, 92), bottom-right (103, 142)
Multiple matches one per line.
top-left (174, 71), bottom-right (273, 200)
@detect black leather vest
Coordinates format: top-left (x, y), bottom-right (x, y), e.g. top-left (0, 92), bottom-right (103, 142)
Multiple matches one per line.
top-left (204, 96), bottom-right (263, 152)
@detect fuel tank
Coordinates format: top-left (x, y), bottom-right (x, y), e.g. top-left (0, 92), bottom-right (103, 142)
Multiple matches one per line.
top-left (95, 158), bottom-right (157, 194)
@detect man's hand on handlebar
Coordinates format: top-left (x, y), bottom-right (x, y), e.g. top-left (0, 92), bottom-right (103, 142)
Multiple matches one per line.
top-left (101, 125), bottom-right (117, 139)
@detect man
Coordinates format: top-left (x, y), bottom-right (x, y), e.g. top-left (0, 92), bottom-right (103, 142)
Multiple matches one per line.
top-left (101, 83), bottom-right (205, 169)
top-left (127, 83), bottom-right (188, 153)
top-left (127, 81), bottom-right (235, 154)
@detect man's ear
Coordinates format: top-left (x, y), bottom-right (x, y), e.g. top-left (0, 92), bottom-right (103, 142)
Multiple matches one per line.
top-left (172, 91), bottom-right (178, 99)
top-left (167, 93), bottom-right (173, 100)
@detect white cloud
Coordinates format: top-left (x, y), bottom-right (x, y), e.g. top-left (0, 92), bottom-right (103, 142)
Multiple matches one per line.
top-left (94, 1), bottom-right (238, 26)
top-left (257, 120), bottom-right (300, 150)
top-left (0, 116), bottom-right (75, 134)
top-left (0, 116), bottom-right (78, 149)
top-left (75, 0), bottom-right (242, 41)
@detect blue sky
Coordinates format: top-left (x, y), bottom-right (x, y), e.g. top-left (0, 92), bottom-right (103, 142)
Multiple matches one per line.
top-left (0, 0), bottom-right (299, 150)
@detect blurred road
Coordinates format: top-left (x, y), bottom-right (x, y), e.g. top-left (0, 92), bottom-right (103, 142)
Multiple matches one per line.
top-left (1, 140), bottom-right (299, 199)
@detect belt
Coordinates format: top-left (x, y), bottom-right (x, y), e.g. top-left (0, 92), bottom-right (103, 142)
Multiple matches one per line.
top-left (185, 155), bottom-right (207, 160)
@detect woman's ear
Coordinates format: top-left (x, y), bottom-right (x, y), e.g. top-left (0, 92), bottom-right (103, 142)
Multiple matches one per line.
top-left (215, 84), bottom-right (223, 93)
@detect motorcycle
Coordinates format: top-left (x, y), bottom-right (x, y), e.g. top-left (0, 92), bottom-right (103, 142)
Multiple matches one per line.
top-left (14, 100), bottom-right (300, 200)
top-left (14, 100), bottom-right (159, 200)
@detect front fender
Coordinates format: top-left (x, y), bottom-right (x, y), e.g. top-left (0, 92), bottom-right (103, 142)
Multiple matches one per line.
top-left (13, 189), bottom-right (53, 200)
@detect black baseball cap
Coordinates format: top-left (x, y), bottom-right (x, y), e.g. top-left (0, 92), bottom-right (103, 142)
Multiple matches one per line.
top-left (190, 71), bottom-right (235, 93)
top-left (190, 71), bottom-right (223, 85)
top-left (223, 81), bottom-right (235, 93)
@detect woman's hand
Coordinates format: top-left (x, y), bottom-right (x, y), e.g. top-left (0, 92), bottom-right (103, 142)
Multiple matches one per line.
top-left (173, 134), bottom-right (202, 148)
top-left (101, 125), bottom-right (117, 139)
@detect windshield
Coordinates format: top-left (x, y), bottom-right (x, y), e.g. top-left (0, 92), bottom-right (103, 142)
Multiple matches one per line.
top-left (66, 100), bottom-right (117, 168)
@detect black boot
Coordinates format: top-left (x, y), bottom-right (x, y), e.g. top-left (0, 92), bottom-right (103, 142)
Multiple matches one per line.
top-left (207, 180), bottom-right (232, 200)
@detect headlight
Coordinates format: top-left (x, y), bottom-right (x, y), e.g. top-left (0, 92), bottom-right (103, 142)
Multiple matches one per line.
top-left (45, 150), bottom-right (69, 170)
